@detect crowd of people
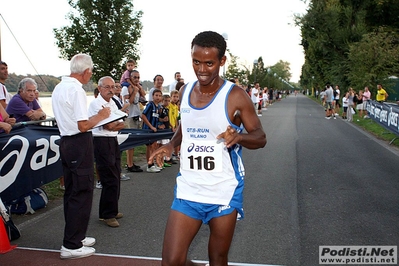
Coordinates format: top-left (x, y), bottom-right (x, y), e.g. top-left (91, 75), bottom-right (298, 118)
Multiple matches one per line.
top-left (0, 31), bottom-right (267, 264)
top-left (317, 83), bottom-right (387, 121)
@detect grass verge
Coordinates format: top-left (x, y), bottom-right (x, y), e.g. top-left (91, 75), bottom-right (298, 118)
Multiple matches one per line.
top-left (309, 95), bottom-right (399, 148)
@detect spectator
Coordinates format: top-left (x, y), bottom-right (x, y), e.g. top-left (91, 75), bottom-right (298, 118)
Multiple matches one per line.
top-left (251, 82), bottom-right (259, 111)
top-left (169, 90), bottom-right (180, 163)
top-left (121, 70), bottom-right (145, 173)
top-left (319, 88), bottom-right (326, 106)
top-left (35, 90), bottom-right (42, 108)
top-left (88, 76), bottom-right (125, 227)
top-left (342, 91), bottom-right (349, 120)
top-left (111, 82), bottom-right (129, 113)
top-left (262, 87), bottom-right (269, 110)
top-left (169, 72), bottom-right (181, 93)
top-left (362, 86), bottom-right (371, 118)
top-left (334, 85), bottom-right (340, 115)
top-left (148, 74), bottom-right (164, 102)
top-left (175, 81), bottom-right (185, 91)
top-left (376, 84), bottom-right (388, 103)
top-left (110, 81), bottom-right (131, 182)
top-left (141, 88), bottom-right (163, 173)
top-left (0, 60), bottom-right (13, 108)
top-left (355, 90), bottom-right (364, 118)
top-left (148, 30), bottom-right (266, 266)
top-left (158, 94), bottom-right (173, 167)
top-left (257, 87), bottom-right (263, 116)
top-left (347, 88), bottom-right (355, 122)
top-left (6, 78), bottom-right (46, 122)
top-left (0, 103), bottom-right (16, 134)
top-left (119, 59), bottom-right (136, 88)
top-left (52, 53), bottom-right (111, 260)
top-left (268, 88), bottom-right (274, 105)
top-left (324, 85), bottom-right (336, 119)
top-left (93, 87), bottom-right (103, 189)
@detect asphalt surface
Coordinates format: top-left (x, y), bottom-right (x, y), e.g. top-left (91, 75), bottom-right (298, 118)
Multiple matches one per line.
top-left (1, 94), bottom-right (398, 266)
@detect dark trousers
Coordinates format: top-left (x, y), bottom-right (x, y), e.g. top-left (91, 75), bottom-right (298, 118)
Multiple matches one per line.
top-left (60, 132), bottom-right (94, 249)
top-left (93, 137), bottom-right (121, 219)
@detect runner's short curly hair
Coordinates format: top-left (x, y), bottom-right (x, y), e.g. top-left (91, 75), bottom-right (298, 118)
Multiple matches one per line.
top-left (191, 31), bottom-right (226, 60)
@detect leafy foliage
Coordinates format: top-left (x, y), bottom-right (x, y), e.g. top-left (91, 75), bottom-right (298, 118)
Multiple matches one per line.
top-left (347, 27), bottom-right (399, 96)
top-left (224, 50), bottom-right (248, 84)
top-left (298, 0), bottom-right (399, 97)
top-left (53, 0), bottom-right (143, 82)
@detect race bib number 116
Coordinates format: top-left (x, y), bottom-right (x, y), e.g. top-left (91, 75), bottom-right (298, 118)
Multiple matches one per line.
top-left (181, 140), bottom-right (223, 172)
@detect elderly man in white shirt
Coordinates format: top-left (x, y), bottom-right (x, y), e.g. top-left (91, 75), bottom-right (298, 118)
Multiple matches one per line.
top-left (52, 54), bottom-right (110, 260)
top-left (88, 76), bottom-right (125, 228)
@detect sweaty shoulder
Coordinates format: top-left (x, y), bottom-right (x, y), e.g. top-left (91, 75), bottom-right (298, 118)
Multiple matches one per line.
top-left (228, 85), bottom-right (250, 103)
top-left (227, 85), bottom-right (252, 124)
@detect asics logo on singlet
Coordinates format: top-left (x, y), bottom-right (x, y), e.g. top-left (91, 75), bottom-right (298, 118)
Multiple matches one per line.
top-left (181, 108), bottom-right (190, 113)
top-left (187, 143), bottom-right (215, 153)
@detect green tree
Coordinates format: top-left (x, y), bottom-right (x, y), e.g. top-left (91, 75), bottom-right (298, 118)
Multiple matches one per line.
top-left (298, 0), bottom-right (399, 93)
top-left (224, 50), bottom-right (247, 84)
top-left (53, 0), bottom-right (143, 82)
top-left (347, 27), bottom-right (399, 96)
top-left (297, 0), bottom-right (368, 89)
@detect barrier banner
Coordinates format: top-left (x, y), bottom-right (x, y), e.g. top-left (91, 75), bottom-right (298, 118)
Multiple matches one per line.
top-left (365, 100), bottom-right (399, 136)
top-left (0, 125), bottom-right (174, 202)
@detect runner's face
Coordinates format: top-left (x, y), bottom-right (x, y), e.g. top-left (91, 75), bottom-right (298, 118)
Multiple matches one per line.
top-left (191, 45), bottom-right (224, 86)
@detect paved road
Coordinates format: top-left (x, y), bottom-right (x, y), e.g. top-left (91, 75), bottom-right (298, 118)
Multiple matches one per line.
top-left (3, 94), bottom-right (399, 266)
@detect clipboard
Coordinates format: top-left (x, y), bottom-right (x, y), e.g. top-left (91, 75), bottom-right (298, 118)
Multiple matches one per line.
top-left (94, 109), bottom-right (128, 128)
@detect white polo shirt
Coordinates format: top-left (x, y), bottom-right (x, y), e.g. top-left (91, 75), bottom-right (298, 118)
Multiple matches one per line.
top-left (88, 94), bottom-right (119, 137)
top-left (52, 76), bottom-right (89, 136)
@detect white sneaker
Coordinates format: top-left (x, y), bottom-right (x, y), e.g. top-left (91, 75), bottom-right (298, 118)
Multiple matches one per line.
top-left (95, 181), bottom-right (102, 189)
top-left (147, 165), bottom-right (161, 173)
top-left (60, 245), bottom-right (95, 259)
top-left (257, 114), bottom-right (262, 116)
top-left (155, 165), bottom-right (163, 171)
top-left (120, 174), bottom-right (130, 181)
top-left (82, 237), bottom-right (96, 247)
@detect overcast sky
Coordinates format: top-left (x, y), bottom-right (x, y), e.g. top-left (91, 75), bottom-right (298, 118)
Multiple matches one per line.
top-left (0, 0), bottom-right (308, 85)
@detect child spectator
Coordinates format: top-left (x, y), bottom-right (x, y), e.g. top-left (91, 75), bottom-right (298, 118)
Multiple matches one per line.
top-left (342, 91), bottom-right (349, 120)
top-left (119, 59), bottom-right (136, 88)
top-left (141, 89), bottom-right (163, 173)
top-left (169, 90), bottom-right (180, 162)
top-left (159, 94), bottom-right (171, 130)
top-left (159, 94), bottom-right (173, 166)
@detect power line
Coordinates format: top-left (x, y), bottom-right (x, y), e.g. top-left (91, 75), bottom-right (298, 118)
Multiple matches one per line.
top-left (0, 13), bottom-right (50, 91)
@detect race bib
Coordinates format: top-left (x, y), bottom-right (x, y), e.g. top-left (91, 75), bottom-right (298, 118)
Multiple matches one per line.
top-left (181, 139), bottom-right (223, 172)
